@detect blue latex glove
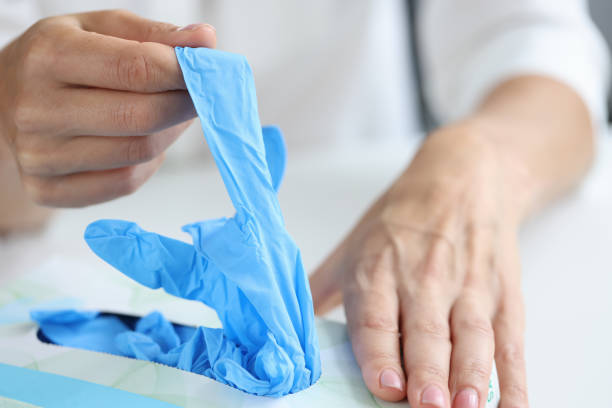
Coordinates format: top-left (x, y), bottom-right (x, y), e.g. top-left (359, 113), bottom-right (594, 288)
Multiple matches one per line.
top-left (32, 310), bottom-right (129, 355)
top-left (32, 309), bottom-right (197, 360)
top-left (33, 47), bottom-right (320, 397)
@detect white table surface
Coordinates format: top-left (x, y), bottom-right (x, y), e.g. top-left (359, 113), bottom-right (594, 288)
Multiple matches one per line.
top-left (1, 135), bottom-right (611, 408)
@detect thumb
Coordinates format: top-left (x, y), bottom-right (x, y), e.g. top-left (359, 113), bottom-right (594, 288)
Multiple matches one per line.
top-left (309, 243), bottom-right (346, 315)
top-left (84, 219), bottom-right (208, 300)
top-left (76, 9), bottom-right (216, 48)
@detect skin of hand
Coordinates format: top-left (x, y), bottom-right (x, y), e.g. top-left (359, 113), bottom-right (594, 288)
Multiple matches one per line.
top-left (0, 141), bottom-right (52, 233)
top-left (0, 10), bottom-right (216, 229)
top-left (310, 75), bottom-right (594, 408)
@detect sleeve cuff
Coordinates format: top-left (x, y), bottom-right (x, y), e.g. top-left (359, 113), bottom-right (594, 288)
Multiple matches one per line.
top-left (424, 16), bottom-right (610, 134)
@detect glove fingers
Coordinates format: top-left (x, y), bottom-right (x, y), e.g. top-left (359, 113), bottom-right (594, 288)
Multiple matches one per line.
top-left (262, 125), bottom-right (286, 192)
top-left (85, 219), bottom-right (208, 299)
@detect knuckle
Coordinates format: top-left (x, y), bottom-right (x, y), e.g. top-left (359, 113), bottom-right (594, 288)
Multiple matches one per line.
top-left (118, 53), bottom-right (146, 90)
top-left (364, 350), bottom-right (399, 364)
top-left (409, 318), bottom-right (450, 340)
top-left (30, 16), bottom-right (55, 31)
top-left (113, 45), bottom-right (159, 91)
top-left (20, 22), bottom-right (57, 76)
top-left (112, 101), bottom-right (152, 133)
top-left (18, 147), bottom-right (63, 176)
top-left (125, 136), bottom-right (159, 163)
top-left (13, 97), bottom-right (64, 141)
top-left (456, 359), bottom-right (491, 383)
top-left (13, 97), bottom-right (38, 133)
top-left (22, 176), bottom-right (53, 205)
top-left (354, 264), bottom-right (384, 287)
top-left (354, 248), bottom-right (395, 283)
top-left (410, 362), bottom-right (447, 383)
top-left (496, 342), bottom-right (525, 366)
top-left (357, 310), bottom-right (398, 334)
top-left (12, 135), bottom-right (40, 174)
top-left (145, 21), bottom-right (177, 38)
top-left (16, 149), bottom-right (43, 175)
top-left (455, 316), bottom-right (494, 340)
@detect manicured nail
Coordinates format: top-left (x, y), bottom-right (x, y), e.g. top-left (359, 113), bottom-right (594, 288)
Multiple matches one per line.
top-left (421, 384), bottom-right (445, 408)
top-left (379, 369), bottom-right (403, 392)
top-left (178, 23), bottom-right (213, 32)
top-left (454, 388), bottom-right (479, 408)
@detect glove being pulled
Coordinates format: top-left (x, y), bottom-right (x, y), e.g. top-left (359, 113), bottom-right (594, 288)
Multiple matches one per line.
top-left (33, 47), bottom-right (321, 397)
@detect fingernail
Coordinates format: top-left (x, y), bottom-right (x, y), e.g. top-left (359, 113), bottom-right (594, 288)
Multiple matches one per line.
top-left (379, 369), bottom-right (403, 392)
top-left (454, 388), bottom-right (479, 408)
top-left (178, 23), bottom-right (215, 32)
top-left (421, 384), bottom-right (445, 408)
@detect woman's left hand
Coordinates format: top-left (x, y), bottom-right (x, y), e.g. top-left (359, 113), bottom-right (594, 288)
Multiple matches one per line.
top-left (310, 121), bottom-right (530, 408)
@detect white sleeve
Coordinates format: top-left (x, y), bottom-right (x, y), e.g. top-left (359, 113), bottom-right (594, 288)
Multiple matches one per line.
top-left (0, 0), bottom-right (42, 48)
top-left (418, 0), bottom-right (610, 130)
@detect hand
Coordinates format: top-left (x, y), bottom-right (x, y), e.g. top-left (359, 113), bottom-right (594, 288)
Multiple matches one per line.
top-left (0, 10), bottom-right (216, 207)
top-left (310, 122), bottom-right (529, 408)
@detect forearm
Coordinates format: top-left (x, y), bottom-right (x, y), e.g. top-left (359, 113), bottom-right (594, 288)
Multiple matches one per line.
top-left (463, 75), bottom-right (595, 221)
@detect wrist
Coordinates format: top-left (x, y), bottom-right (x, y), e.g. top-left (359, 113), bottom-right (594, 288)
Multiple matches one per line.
top-left (389, 120), bottom-right (534, 226)
top-left (459, 117), bottom-right (541, 221)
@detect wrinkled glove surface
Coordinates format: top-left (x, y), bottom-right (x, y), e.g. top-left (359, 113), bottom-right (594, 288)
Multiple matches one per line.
top-left (32, 47), bottom-right (321, 397)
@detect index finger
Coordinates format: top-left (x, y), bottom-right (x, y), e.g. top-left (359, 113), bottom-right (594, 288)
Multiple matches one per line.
top-left (51, 25), bottom-right (186, 93)
top-left (75, 9), bottom-right (216, 48)
top-left (343, 255), bottom-right (406, 402)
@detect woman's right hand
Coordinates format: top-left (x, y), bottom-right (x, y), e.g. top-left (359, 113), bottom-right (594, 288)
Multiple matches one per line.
top-left (0, 10), bottom-right (216, 208)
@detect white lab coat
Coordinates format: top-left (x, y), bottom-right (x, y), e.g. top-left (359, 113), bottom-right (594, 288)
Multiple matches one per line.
top-left (0, 0), bottom-right (608, 162)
